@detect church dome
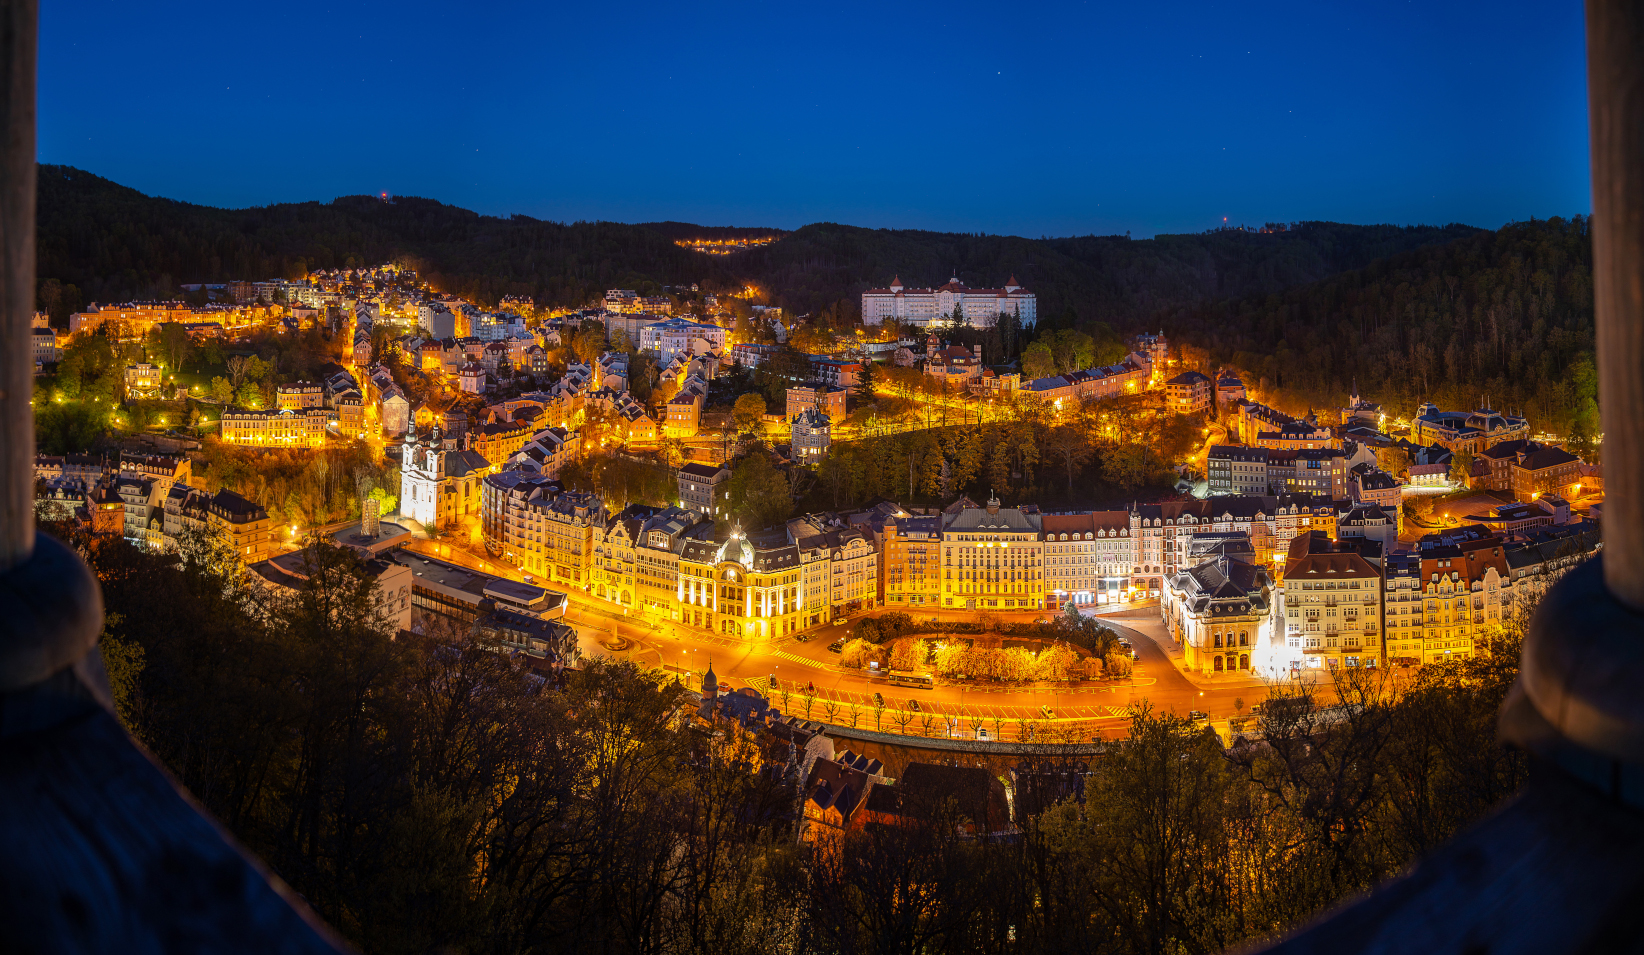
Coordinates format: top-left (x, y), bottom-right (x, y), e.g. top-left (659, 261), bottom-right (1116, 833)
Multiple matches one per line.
top-left (702, 660), bottom-right (718, 698)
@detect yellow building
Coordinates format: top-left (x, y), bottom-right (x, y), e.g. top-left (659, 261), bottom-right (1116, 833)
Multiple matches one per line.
top-left (469, 415), bottom-right (536, 469)
top-left (201, 488), bottom-right (272, 566)
top-left (125, 363), bottom-right (163, 398)
top-left (940, 494), bottom-right (1045, 611)
top-left (664, 378), bottom-right (708, 437)
top-left (543, 490), bottom-right (606, 591)
top-left (679, 528), bottom-right (806, 641)
top-left (276, 381), bottom-right (325, 411)
top-left (880, 514), bottom-right (942, 609)
top-left (481, 470), bottom-right (562, 581)
top-left (220, 407), bottom-right (330, 447)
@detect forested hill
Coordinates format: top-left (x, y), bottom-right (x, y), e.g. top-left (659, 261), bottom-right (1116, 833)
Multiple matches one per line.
top-left (1165, 216), bottom-right (1598, 445)
top-left (36, 164), bottom-right (1478, 328)
top-left (731, 221), bottom-right (1482, 326)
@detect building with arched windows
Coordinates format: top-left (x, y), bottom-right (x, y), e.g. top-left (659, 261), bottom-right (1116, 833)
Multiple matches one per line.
top-left (400, 423), bottom-right (489, 530)
top-left (677, 527), bottom-right (807, 641)
top-left (1163, 550), bottom-right (1274, 675)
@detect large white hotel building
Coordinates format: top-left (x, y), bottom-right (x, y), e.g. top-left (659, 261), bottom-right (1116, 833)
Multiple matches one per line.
top-left (861, 274), bottom-right (1037, 328)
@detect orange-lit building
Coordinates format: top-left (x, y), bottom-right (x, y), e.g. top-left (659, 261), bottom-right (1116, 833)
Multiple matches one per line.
top-left (220, 407), bottom-right (329, 447)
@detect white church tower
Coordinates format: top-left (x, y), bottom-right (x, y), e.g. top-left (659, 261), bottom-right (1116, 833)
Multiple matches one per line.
top-left (401, 422), bottom-right (443, 528)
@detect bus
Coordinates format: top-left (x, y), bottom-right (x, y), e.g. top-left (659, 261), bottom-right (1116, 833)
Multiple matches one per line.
top-left (887, 670), bottom-right (934, 689)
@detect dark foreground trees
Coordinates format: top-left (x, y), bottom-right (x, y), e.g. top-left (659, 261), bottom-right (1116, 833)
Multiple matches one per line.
top-left (67, 523), bottom-right (1532, 955)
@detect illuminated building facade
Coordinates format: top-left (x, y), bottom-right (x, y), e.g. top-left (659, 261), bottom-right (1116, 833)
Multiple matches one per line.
top-left (862, 274), bottom-right (1036, 328)
top-left (220, 407), bottom-right (329, 447)
top-left (940, 494), bottom-right (1045, 611)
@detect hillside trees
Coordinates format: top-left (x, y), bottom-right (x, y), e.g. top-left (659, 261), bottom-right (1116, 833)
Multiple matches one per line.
top-left (1171, 217), bottom-right (1596, 437)
top-left (37, 164), bottom-right (1478, 332)
top-left (727, 453), bottom-right (791, 528)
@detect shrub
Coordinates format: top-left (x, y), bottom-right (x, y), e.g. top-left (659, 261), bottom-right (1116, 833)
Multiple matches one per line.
top-left (838, 638), bottom-right (883, 669)
top-left (1032, 643), bottom-right (1080, 682)
top-left (888, 637), bottom-right (926, 671)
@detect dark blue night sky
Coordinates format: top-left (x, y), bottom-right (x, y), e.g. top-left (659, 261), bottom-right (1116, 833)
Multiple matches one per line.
top-left (39, 0), bottom-right (1590, 237)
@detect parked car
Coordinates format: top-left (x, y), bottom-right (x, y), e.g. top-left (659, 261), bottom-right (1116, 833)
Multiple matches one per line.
top-left (1188, 709), bottom-right (1208, 723)
top-left (872, 692), bottom-right (884, 706)
top-left (1040, 705), bottom-right (1055, 719)
top-left (909, 699), bottom-right (921, 712)
top-left (827, 640), bottom-right (845, 653)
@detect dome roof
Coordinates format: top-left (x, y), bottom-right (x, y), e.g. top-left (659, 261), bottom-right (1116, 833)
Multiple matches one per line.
top-left (702, 659), bottom-right (718, 697)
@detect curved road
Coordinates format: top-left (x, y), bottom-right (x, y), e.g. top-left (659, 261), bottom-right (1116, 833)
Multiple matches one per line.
top-left (402, 539), bottom-right (1300, 741)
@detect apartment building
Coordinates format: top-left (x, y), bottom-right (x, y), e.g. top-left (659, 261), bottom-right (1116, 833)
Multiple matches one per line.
top-left (276, 381), bottom-right (325, 411)
top-left (879, 515), bottom-right (942, 609)
top-left (1207, 445), bottom-right (1271, 495)
top-left (786, 382), bottom-right (848, 421)
top-left (1274, 532), bottom-right (1384, 672)
top-left (1040, 511), bottom-right (1133, 609)
top-left (1413, 533), bottom-right (1515, 665)
top-left (940, 494), bottom-right (1045, 611)
top-left (678, 528), bottom-right (806, 640)
top-left (220, 407), bottom-right (330, 447)
top-left (791, 407), bottom-right (831, 463)
top-left (481, 470), bottom-right (565, 581)
top-left (1165, 370), bottom-right (1213, 415)
top-left (677, 462), bottom-right (731, 518)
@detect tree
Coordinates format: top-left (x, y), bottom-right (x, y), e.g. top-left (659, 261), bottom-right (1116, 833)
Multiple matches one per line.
top-left (732, 393), bottom-right (766, 435)
top-left (888, 638), bottom-right (924, 671)
top-left (659, 436), bottom-right (685, 468)
top-left (1049, 329), bottom-right (1096, 374)
top-left (789, 323), bottom-right (835, 355)
top-left (933, 641), bottom-right (969, 677)
top-left (854, 360), bottom-right (880, 406)
top-left (573, 322), bottom-right (607, 363)
top-left (726, 453), bottom-right (791, 528)
top-left (1044, 424), bottom-right (1094, 495)
top-left (839, 638), bottom-right (880, 669)
top-left (210, 376), bottom-right (235, 404)
top-left (1021, 341), bottom-right (1055, 380)
top-left (997, 647), bottom-right (1035, 682)
top-left (1449, 449), bottom-right (1475, 486)
top-left (1101, 444), bottom-right (1161, 491)
top-left (1032, 643), bottom-right (1079, 682)
top-left (159, 323), bottom-right (191, 374)
top-left (1376, 444), bottom-right (1412, 478)
top-left (225, 354), bottom-right (254, 389)
top-left (368, 485), bottom-right (398, 516)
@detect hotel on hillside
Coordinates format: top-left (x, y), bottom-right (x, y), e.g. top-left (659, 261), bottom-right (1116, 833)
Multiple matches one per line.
top-left (862, 274), bottom-right (1037, 328)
